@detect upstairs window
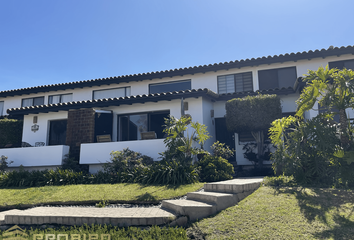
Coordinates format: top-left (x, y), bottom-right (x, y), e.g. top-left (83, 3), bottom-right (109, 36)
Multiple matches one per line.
top-left (0, 101), bottom-right (4, 116)
top-left (258, 67), bottom-right (297, 90)
top-left (217, 72), bottom-right (253, 94)
top-left (48, 93), bottom-right (73, 104)
top-left (149, 80), bottom-right (191, 94)
top-left (93, 87), bottom-right (131, 100)
top-left (21, 96), bottom-right (44, 107)
top-left (329, 59), bottom-right (354, 70)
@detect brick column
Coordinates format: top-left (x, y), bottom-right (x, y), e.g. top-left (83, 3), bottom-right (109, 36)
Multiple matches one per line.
top-left (66, 108), bottom-right (95, 159)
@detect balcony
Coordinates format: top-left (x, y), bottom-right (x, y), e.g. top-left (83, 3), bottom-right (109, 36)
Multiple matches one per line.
top-left (79, 139), bottom-right (166, 165)
top-left (0, 145), bottom-right (70, 167)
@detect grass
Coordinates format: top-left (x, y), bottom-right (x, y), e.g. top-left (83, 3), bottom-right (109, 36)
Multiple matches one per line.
top-left (191, 186), bottom-right (354, 240)
top-left (0, 182), bottom-right (204, 208)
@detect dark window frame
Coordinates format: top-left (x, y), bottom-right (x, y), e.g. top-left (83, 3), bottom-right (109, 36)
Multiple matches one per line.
top-left (48, 119), bottom-right (67, 146)
top-left (48, 93), bottom-right (73, 104)
top-left (117, 110), bottom-right (170, 141)
top-left (92, 87), bottom-right (131, 100)
top-left (149, 80), bottom-right (191, 94)
top-left (21, 96), bottom-right (44, 107)
top-left (217, 72), bottom-right (253, 94)
top-left (328, 59), bottom-right (354, 70)
top-left (258, 66), bottom-right (297, 91)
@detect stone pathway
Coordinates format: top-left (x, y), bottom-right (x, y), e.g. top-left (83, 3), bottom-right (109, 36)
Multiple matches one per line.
top-left (0, 177), bottom-right (263, 227)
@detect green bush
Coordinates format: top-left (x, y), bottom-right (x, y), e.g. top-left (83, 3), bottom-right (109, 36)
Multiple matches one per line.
top-left (211, 141), bottom-right (234, 159)
top-left (197, 155), bottom-right (234, 182)
top-left (263, 175), bottom-right (297, 187)
top-left (143, 159), bottom-right (199, 185)
top-left (0, 155), bottom-right (12, 173)
top-left (103, 148), bottom-right (153, 183)
top-left (0, 118), bottom-right (23, 147)
top-left (0, 224), bottom-right (188, 240)
top-left (226, 94), bottom-right (282, 133)
top-left (269, 114), bottom-right (354, 187)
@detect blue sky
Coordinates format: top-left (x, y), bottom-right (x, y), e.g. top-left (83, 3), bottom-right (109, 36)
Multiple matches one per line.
top-left (1, 0), bottom-right (353, 91)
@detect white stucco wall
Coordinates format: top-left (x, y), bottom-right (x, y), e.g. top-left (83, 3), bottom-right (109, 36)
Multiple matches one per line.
top-left (80, 139), bottom-right (166, 165)
top-left (1, 54), bottom-right (354, 117)
top-left (0, 145), bottom-right (69, 167)
top-left (22, 111), bottom-right (68, 146)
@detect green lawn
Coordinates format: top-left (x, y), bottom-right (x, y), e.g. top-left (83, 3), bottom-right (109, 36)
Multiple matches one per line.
top-left (0, 182), bottom-right (204, 209)
top-left (191, 186), bottom-right (354, 240)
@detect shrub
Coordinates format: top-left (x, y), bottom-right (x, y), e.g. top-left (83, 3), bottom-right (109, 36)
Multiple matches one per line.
top-left (162, 115), bottom-right (210, 163)
top-left (269, 114), bottom-right (354, 187)
top-left (103, 148), bottom-right (154, 183)
top-left (143, 159), bottom-right (199, 185)
top-left (197, 155), bottom-right (234, 182)
top-left (0, 155), bottom-right (12, 173)
top-left (0, 118), bottom-right (23, 147)
top-left (211, 141), bottom-right (234, 159)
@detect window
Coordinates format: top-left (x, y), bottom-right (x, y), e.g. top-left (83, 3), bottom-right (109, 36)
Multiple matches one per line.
top-left (118, 111), bottom-right (169, 141)
top-left (48, 93), bottom-right (73, 104)
top-left (217, 72), bottom-right (253, 94)
top-left (258, 67), bottom-right (297, 90)
top-left (48, 120), bottom-right (67, 145)
top-left (93, 87), bottom-right (131, 100)
top-left (329, 59), bottom-right (354, 70)
top-left (21, 96), bottom-right (44, 107)
top-left (149, 80), bottom-right (191, 94)
top-left (0, 101), bottom-right (4, 116)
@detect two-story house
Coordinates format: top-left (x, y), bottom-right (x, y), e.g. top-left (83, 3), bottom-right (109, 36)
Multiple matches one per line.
top-left (1, 45), bottom-right (354, 173)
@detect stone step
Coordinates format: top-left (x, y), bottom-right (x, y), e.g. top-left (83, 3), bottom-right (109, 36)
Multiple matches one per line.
top-left (1, 207), bottom-right (176, 226)
top-left (161, 199), bottom-right (216, 221)
top-left (187, 192), bottom-right (239, 212)
top-left (204, 177), bottom-right (263, 194)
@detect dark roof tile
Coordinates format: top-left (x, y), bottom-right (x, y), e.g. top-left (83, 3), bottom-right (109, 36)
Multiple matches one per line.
top-left (1, 45), bottom-right (354, 97)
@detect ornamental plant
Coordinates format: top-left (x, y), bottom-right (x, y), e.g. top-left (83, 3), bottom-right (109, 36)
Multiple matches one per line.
top-left (226, 94), bottom-right (282, 166)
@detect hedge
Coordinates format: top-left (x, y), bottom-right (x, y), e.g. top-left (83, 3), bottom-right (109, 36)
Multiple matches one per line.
top-left (0, 118), bottom-right (23, 147)
top-left (225, 94), bottom-right (282, 133)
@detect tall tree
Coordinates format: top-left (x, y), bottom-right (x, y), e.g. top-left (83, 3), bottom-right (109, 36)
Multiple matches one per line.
top-left (296, 66), bottom-right (354, 147)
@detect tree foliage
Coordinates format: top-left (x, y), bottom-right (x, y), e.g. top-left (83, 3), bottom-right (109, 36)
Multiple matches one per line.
top-left (162, 115), bottom-right (210, 162)
top-left (296, 65), bottom-right (354, 147)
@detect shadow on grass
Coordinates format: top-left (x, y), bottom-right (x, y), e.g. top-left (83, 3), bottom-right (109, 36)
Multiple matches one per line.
top-left (274, 186), bottom-right (354, 238)
top-left (134, 183), bottom-right (195, 190)
top-left (135, 192), bottom-right (158, 202)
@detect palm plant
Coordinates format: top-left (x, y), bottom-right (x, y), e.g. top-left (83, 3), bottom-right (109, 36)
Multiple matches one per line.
top-left (296, 66), bottom-right (354, 147)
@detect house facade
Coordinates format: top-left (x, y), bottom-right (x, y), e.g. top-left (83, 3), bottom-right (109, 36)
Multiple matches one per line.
top-left (1, 46), bottom-right (354, 172)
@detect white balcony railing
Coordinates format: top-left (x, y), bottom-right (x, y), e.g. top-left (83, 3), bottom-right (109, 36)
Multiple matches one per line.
top-left (0, 145), bottom-right (70, 167)
top-left (79, 139), bottom-right (166, 165)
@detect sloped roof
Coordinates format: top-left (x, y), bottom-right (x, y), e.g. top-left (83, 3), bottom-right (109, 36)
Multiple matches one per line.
top-left (7, 87), bottom-right (296, 115)
top-left (1, 45), bottom-right (353, 98)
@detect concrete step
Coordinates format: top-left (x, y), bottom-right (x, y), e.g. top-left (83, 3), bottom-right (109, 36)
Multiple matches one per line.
top-left (1, 207), bottom-right (176, 226)
top-left (204, 177), bottom-right (263, 194)
top-left (161, 199), bottom-right (216, 221)
top-left (187, 192), bottom-right (238, 212)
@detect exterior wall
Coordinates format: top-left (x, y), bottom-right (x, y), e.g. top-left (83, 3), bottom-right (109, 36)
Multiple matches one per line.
top-left (22, 111), bottom-right (68, 146)
top-left (80, 139), bottom-right (166, 165)
top-left (202, 99), bottom-right (216, 153)
top-left (1, 54), bottom-right (354, 117)
top-left (0, 145), bottom-right (69, 167)
top-left (66, 108), bottom-right (96, 158)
